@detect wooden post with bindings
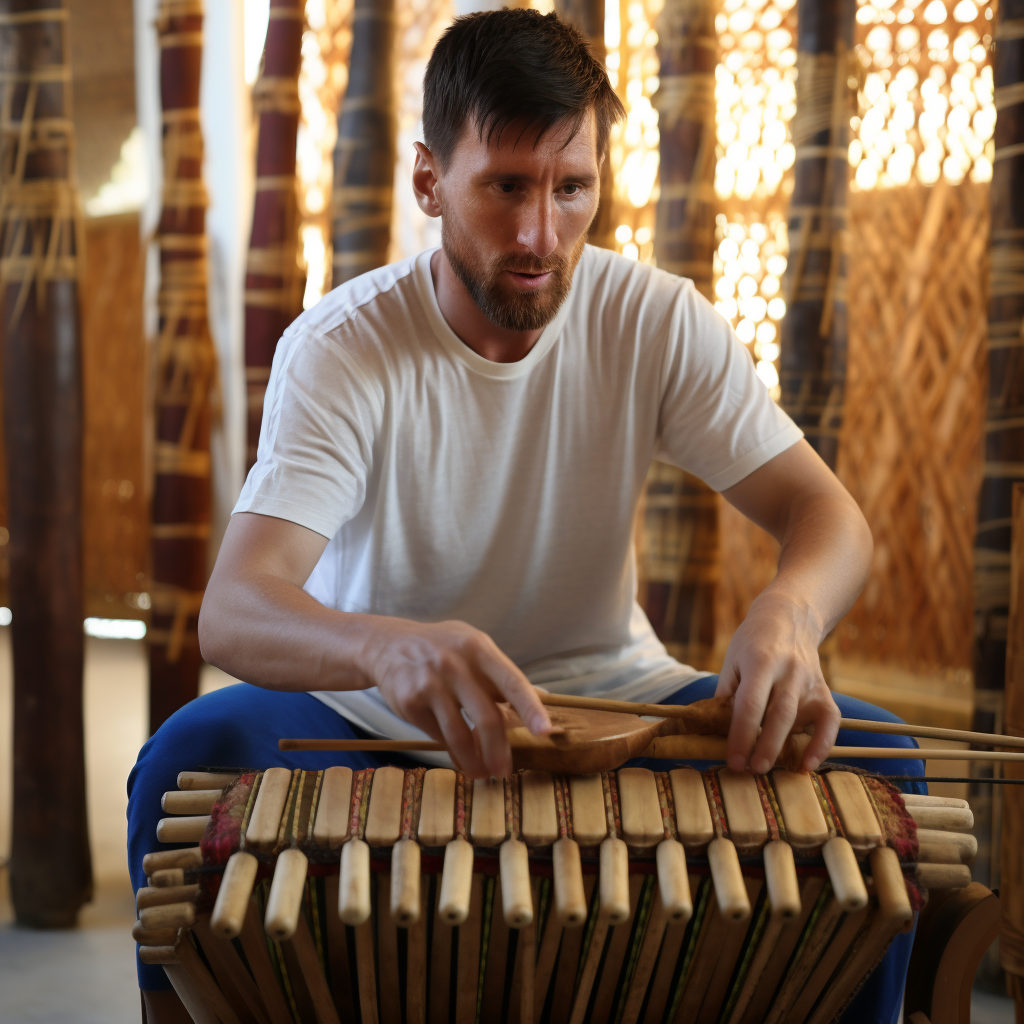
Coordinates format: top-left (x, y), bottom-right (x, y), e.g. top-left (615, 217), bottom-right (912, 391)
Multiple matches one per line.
top-left (331, 0), bottom-right (396, 287)
top-left (1, 0), bottom-right (92, 926)
top-left (778, 0), bottom-right (856, 470)
top-left (636, 0), bottom-right (720, 671)
top-left (243, 0), bottom-right (305, 474)
top-left (147, 0), bottom-right (217, 733)
top-left (553, 0), bottom-right (616, 250)
top-left (1002, 484), bottom-right (1024, 1015)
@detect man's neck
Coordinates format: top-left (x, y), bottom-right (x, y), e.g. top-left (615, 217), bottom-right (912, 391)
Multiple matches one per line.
top-left (430, 249), bottom-right (544, 363)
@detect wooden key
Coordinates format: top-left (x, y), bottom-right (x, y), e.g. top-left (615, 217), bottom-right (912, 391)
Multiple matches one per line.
top-left (312, 766), bottom-right (352, 849)
top-left (617, 768), bottom-right (664, 847)
top-left (132, 922), bottom-right (180, 945)
top-left (391, 838), bottom-right (421, 927)
top-left (418, 769), bottom-right (456, 847)
top-left (761, 847), bottom-right (801, 921)
top-left (143, 848), bottom-right (202, 876)
top-left (771, 771), bottom-right (828, 853)
top-left (902, 794), bottom-right (969, 810)
top-left (265, 847), bottom-right (309, 940)
top-left (438, 836), bottom-right (474, 925)
top-left (670, 768), bottom-right (714, 850)
top-left (917, 863), bottom-right (973, 889)
top-left (161, 789), bottom-right (221, 815)
top-left (708, 838), bottom-right (750, 921)
top-left (822, 837), bottom-right (869, 911)
top-left (156, 815), bottom-right (210, 844)
top-left (137, 885), bottom-right (200, 911)
top-left (339, 837), bottom-right (372, 925)
top-left (210, 851), bottom-right (259, 938)
top-left (471, 778), bottom-right (506, 847)
top-left (500, 838), bottom-right (533, 928)
top-left (246, 768), bottom-right (293, 851)
top-left (139, 945), bottom-right (180, 965)
top-left (717, 771), bottom-right (769, 853)
top-left (915, 828), bottom-right (977, 862)
top-left (150, 868), bottom-right (186, 888)
top-left (365, 766), bottom-right (404, 847)
top-left (568, 774), bottom-right (607, 847)
top-left (553, 836), bottom-right (588, 926)
top-left (917, 842), bottom-right (966, 864)
top-left (656, 838), bottom-right (692, 922)
top-left (869, 847), bottom-right (913, 928)
top-left (822, 771), bottom-right (883, 853)
top-left (907, 806), bottom-right (974, 832)
top-left (139, 902), bottom-right (195, 932)
top-left (599, 836), bottom-right (630, 924)
top-left (520, 772), bottom-right (558, 847)
top-left (176, 771), bottom-right (238, 791)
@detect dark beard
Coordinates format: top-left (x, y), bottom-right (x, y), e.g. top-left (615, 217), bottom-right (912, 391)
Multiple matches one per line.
top-left (441, 217), bottom-right (585, 332)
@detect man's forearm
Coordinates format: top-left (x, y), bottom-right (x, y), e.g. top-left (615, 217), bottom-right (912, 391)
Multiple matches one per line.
top-left (199, 570), bottom-right (387, 691)
top-left (757, 489), bottom-right (873, 638)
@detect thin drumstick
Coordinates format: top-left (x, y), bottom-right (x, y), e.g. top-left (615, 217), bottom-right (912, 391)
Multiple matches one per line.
top-left (535, 690), bottom-right (1024, 750)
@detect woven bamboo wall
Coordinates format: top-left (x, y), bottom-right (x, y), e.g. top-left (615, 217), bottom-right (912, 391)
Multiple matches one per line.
top-left (710, 179), bottom-right (988, 677)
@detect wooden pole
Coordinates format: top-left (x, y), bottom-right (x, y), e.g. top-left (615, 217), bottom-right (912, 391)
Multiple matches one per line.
top-left (243, 0), bottom-right (305, 474)
top-left (1001, 484), bottom-right (1024, 1012)
top-left (331, 0), bottom-right (396, 287)
top-left (975, 0), bottom-right (1024, 696)
top-left (778, 0), bottom-right (856, 470)
top-left (637, 0), bottom-right (719, 670)
top-left (148, 0), bottom-right (216, 733)
top-left (1, 0), bottom-right (91, 927)
top-left (553, 0), bottom-right (615, 250)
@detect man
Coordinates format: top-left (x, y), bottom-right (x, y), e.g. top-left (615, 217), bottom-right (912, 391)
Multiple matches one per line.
top-left (129, 10), bottom-right (920, 1022)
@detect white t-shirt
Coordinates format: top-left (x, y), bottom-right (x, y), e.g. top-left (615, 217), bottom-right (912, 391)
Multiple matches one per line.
top-left (234, 245), bottom-right (802, 755)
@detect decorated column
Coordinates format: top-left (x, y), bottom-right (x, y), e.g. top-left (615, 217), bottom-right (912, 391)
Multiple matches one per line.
top-left (638, 0), bottom-right (720, 668)
top-left (779, 0), bottom-right (856, 470)
top-left (332, 0), bottom-right (397, 285)
top-left (244, 0), bottom-right (305, 473)
top-left (1, 0), bottom-right (91, 926)
top-left (148, 0), bottom-right (216, 732)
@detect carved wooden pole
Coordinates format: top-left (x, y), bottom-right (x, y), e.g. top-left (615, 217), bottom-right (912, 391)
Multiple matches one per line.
top-left (637, 0), bottom-right (719, 667)
top-left (779, 0), bottom-right (856, 470)
top-left (554, 0), bottom-right (615, 250)
top-left (986, 0), bottom-right (1024, 1007)
top-left (244, 0), bottom-right (305, 473)
top-left (332, 0), bottom-right (396, 286)
top-left (148, 0), bottom-right (216, 733)
top-left (1, 0), bottom-right (91, 927)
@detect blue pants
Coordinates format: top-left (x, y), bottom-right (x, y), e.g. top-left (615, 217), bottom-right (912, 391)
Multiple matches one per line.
top-left (127, 676), bottom-right (924, 1023)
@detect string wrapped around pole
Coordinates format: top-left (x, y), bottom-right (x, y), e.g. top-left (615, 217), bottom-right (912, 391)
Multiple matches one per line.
top-left (148, 0), bottom-right (217, 733)
top-left (0, 0), bottom-right (91, 927)
top-left (778, 0), bottom-right (856, 470)
top-left (332, 0), bottom-right (396, 286)
top-left (634, 0), bottom-right (720, 671)
top-left (243, 0), bottom-right (305, 473)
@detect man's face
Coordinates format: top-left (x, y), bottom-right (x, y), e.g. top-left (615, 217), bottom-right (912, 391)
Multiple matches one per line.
top-left (432, 113), bottom-right (601, 332)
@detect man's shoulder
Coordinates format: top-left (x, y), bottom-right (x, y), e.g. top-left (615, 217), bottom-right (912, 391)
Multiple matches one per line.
top-left (290, 251), bottom-right (427, 343)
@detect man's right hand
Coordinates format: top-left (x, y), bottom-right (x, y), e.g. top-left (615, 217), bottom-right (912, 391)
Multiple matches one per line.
top-left (200, 512), bottom-right (552, 779)
top-left (370, 618), bottom-right (553, 779)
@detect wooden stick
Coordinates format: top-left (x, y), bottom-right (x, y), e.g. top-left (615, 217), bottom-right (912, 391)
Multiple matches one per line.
top-left (280, 738), bottom-right (445, 752)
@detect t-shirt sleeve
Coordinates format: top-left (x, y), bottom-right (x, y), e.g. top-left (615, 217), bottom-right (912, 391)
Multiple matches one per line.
top-left (232, 325), bottom-right (384, 539)
top-left (654, 280), bottom-right (803, 492)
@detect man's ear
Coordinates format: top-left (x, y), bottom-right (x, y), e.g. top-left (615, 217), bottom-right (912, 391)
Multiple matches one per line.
top-left (412, 142), bottom-right (442, 219)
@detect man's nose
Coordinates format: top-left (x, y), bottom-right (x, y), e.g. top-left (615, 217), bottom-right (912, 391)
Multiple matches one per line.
top-left (516, 194), bottom-right (558, 259)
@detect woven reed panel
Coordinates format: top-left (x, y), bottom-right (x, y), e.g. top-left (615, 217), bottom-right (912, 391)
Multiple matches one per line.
top-left (707, 179), bottom-right (987, 677)
top-left (0, 213), bottom-right (147, 617)
top-left (836, 178), bottom-right (987, 672)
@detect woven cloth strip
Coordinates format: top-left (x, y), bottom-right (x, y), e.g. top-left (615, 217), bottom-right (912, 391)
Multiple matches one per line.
top-left (655, 772), bottom-right (676, 840)
top-left (601, 771), bottom-right (622, 839)
top-left (755, 774), bottom-right (783, 842)
top-left (703, 769), bottom-right (728, 839)
top-left (554, 775), bottom-right (572, 839)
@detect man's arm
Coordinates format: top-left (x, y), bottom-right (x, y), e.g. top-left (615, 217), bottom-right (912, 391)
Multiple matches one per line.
top-left (718, 439), bottom-right (873, 774)
top-left (198, 511), bottom-right (552, 779)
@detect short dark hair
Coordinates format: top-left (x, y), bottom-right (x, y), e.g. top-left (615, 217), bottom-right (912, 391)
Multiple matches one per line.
top-left (422, 9), bottom-right (625, 169)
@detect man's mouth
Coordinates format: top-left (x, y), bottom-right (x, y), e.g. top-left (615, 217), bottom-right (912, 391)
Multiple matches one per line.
top-left (506, 269), bottom-right (553, 289)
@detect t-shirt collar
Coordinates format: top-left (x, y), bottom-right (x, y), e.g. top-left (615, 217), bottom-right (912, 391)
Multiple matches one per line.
top-left (414, 246), bottom-right (577, 379)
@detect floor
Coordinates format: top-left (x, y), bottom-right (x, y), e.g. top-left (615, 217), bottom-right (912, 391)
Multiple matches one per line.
top-left (0, 632), bottom-right (1017, 1023)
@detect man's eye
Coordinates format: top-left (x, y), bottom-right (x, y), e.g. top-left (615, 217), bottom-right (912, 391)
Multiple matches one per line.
top-left (498, 183), bottom-right (516, 194)
top-left (562, 184), bottom-right (581, 196)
